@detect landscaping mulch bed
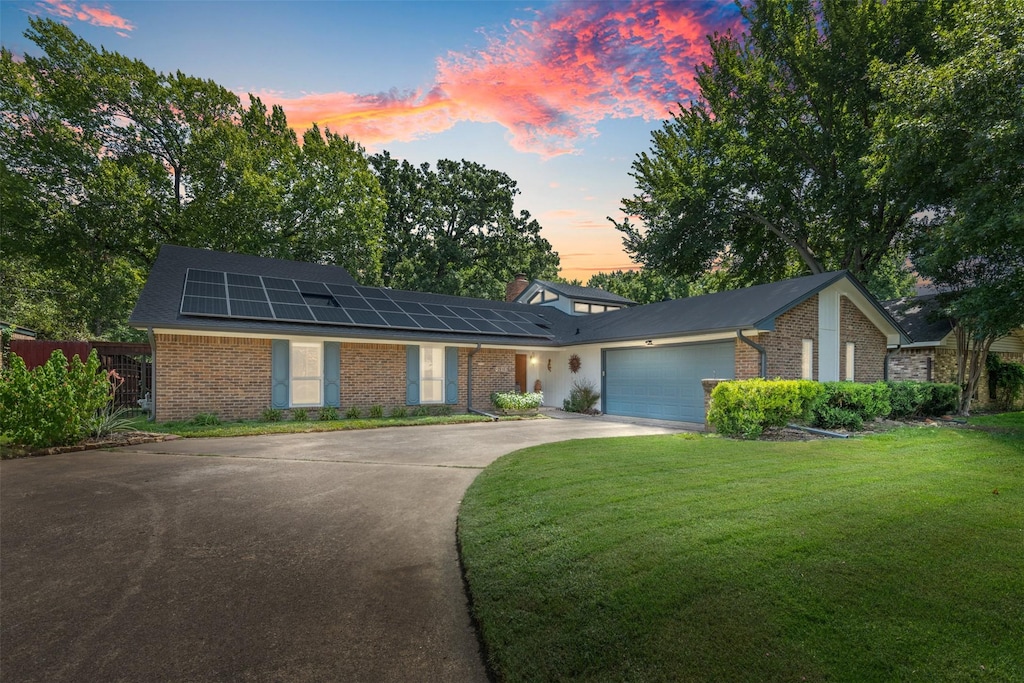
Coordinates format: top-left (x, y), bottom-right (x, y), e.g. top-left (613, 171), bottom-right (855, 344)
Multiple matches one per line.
top-left (759, 416), bottom-right (968, 441)
top-left (1, 432), bottom-right (178, 459)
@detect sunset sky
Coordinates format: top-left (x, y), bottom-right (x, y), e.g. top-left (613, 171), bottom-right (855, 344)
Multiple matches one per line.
top-left (1, 0), bottom-right (743, 281)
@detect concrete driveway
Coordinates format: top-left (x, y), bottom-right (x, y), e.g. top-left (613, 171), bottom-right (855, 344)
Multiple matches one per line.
top-left (0, 418), bottom-right (682, 682)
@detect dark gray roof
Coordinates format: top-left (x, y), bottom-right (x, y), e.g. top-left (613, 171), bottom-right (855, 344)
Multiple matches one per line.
top-left (132, 247), bottom-right (906, 346)
top-left (130, 245), bottom-right (568, 345)
top-left (882, 294), bottom-right (955, 344)
top-left (524, 280), bottom-right (636, 306)
top-left (568, 271), bottom-right (904, 344)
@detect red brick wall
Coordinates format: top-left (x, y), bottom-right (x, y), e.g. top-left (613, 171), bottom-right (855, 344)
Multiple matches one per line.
top-left (155, 334), bottom-right (271, 422)
top-left (739, 297), bottom-right (818, 380)
top-left (466, 347), bottom-right (516, 410)
top-left (840, 297), bottom-right (887, 382)
top-left (340, 343), bottom-right (406, 411)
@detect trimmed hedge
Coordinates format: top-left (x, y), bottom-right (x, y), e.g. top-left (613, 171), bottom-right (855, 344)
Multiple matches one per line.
top-left (491, 391), bottom-right (543, 411)
top-left (708, 379), bottom-right (823, 439)
top-left (709, 379), bottom-right (961, 438)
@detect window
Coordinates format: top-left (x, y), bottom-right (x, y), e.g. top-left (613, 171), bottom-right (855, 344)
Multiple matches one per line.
top-left (528, 290), bottom-right (558, 304)
top-left (802, 339), bottom-right (814, 380)
top-left (573, 302), bottom-right (612, 314)
top-left (291, 342), bottom-right (322, 406)
top-left (845, 343), bottom-right (855, 381)
top-left (420, 345), bottom-right (445, 403)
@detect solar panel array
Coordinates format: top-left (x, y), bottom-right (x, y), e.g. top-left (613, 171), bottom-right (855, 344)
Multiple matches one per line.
top-left (180, 269), bottom-right (553, 338)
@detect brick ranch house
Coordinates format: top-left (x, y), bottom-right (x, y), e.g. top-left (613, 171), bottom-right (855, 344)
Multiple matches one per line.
top-left (884, 294), bottom-right (1024, 409)
top-left (130, 246), bottom-right (908, 425)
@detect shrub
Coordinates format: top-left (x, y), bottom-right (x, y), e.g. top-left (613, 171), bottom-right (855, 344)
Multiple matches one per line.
top-left (708, 379), bottom-right (823, 439)
top-left (345, 406), bottom-right (361, 419)
top-left (429, 405), bottom-right (453, 416)
top-left (412, 406), bottom-right (429, 417)
top-left (291, 408), bottom-right (309, 421)
top-left (886, 381), bottom-right (925, 419)
top-left (563, 379), bottom-right (601, 414)
top-left (0, 349), bottom-right (113, 449)
top-left (369, 404), bottom-right (384, 419)
top-left (986, 355), bottom-right (1024, 410)
top-left (811, 382), bottom-right (890, 430)
top-left (390, 406), bottom-right (407, 418)
top-left (317, 406), bottom-right (339, 421)
top-left (491, 391), bottom-right (543, 411)
top-left (191, 412), bottom-right (221, 426)
top-left (814, 405), bottom-right (863, 431)
top-left (921, 383), bottom-right (958, 417)
top-left (261, 408), bottom-right (283, 422)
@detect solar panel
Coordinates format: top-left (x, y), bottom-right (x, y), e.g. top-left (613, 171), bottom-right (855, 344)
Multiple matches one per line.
top-left (179, 269), bottom-right (553, 338)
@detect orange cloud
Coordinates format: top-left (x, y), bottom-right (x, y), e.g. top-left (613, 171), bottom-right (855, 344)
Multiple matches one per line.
top-left (32, 0), bottom-right (134, 34)
top-left (259, 0), bottom-right (741, 157)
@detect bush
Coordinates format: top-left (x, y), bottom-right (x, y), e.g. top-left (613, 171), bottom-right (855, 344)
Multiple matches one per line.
top-left (88, 406), bottom-right (137, 438)
top-left (412, 406), bottom-right (429, 417)
top-left (291, 408), bottom-right (309, 421)
top-left (369, 404), bottom-right (384, 419)
top-left (811, 382), bottom-right (891, 430)
top-left (886, 381), bottom-right (925, 419)
top-left (191, 413), bottom-right (221, 426)
top-left (390, 406), bottom-right (407, 418)
top-left (708, 379), bottom-right (823, 439)
top-left (491, 391), bottom-right (543, 411)
top-left (429, 405), bottom-right (453, 416)
top-left (317, 406), bottom-right (339, 421)
top-left (261, 408), bottom-right (283, 422)
top-left (814, 405), bottom-right (863, 431)
top-left (563, 379), bottom-right (601, 414)
top-left (345, 406), bottom-right (361, 419)
top-left (987, 355), bottom-right (1024, 410)
top-left (921, 383), bottom-right (958, 417)
top-left (0, 349), bottom-right (113, 449)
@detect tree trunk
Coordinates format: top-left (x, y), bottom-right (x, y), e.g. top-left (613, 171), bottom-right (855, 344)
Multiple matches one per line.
top-left (954, 325), bottom-right (997, 417)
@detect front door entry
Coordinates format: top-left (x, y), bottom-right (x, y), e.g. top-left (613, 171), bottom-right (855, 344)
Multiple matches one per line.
top-left (515, 354), bottom-right (527, 393)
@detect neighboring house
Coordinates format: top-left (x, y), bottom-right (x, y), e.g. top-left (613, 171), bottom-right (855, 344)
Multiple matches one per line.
top-left (884, 294), bottom-right (1024, 408)
top-left (1, 322), bottom-right (37, 341)
top-left (130, 246), bottom-right (908, 424)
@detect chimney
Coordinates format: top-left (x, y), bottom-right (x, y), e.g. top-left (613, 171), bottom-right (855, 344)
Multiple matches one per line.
top-left (505, 273), bottom-right (529, 302)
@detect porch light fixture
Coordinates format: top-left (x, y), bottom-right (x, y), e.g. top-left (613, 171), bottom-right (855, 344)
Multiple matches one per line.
top-left (645, 340), bottom-right (654, 346)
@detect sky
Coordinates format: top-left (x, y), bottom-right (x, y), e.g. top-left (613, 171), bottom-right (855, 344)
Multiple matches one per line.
top-left (1, 0), bottom-right (744, 281)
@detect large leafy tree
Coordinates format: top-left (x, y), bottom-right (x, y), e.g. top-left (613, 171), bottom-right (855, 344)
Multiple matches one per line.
top-left (585, 270), bottom-right (691, 304)
top-left (869, 0), bottom-right (1024, 414)
top-left (616, 0), bottom-right (945, 297)
top-left (370, 153), bottom-right (560, 299)
top-left (1, 19), bottom-right (385, 338)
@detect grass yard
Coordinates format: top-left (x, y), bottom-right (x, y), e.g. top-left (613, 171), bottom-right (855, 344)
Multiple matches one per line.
top-left (459, 421), bottom-right (1023, 682)
top-left (128, 413), bottom-right (518, 437)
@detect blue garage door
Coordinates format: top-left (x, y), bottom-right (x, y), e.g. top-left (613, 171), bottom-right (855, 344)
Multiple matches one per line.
top-left (604, 342), bottom-right (735, 422)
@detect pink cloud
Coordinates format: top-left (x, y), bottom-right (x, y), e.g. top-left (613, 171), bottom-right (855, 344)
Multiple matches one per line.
top-left (261, 0), bottom-right (742, 157)
top-left (32, 0), bottom-right (134, 33)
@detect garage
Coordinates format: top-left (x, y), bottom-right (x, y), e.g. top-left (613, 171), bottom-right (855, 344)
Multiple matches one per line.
top-left (603, 342), bottom-right (735, 422)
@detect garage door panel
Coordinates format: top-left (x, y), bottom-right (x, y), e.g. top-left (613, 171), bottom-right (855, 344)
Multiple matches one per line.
top-left (604, 343), bottom-right (735, 422)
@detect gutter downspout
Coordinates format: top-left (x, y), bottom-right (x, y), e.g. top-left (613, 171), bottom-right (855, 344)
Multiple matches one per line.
top-left (737, 330), bottom-right (767, 379)
top-left (146, 327), bottom-right (156, 422)
top-left (466, 343), bottom-right (498, 421)
top-left (884, 343), bottom-right (902, 381)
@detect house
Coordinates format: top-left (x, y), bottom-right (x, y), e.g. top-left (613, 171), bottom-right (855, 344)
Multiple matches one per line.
top-left (130, 246), bottom-right (908, 424)
top-left (884, 294), bottom-right (1024, 407)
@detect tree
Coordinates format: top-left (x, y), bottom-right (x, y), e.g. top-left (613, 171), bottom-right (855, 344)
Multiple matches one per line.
top-left (585, 270), bottom-right (691, 304)
top-left (1, 19), bottom-right (386, 337)
top-left (370, 153), bottom-right (560, 299)
top-left (869, 0), bottom-right (1024, 415)
top-left (615, 0), bottom-right (944, 297)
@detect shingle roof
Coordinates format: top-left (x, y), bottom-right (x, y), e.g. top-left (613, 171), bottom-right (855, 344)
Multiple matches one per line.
top-left (132, 247), bottom-right (906, 347)
top-left (568, 271), bottom-right (884, 343)
top-left (525, 280), bottom-right (636, 305)
top-left (882, 294), bottom-right (955, 344)
top-left (130, 245), bottom-right (567, 345)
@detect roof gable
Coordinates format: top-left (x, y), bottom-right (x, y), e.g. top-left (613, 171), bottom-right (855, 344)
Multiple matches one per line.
top-left (882, 294), bottom-right (956, 344)
top-left (515, 279), bottom-right (636, 306)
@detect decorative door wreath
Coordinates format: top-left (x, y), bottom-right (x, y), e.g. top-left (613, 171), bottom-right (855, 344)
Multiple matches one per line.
top-left (568, 353), bottom-right (581, 374)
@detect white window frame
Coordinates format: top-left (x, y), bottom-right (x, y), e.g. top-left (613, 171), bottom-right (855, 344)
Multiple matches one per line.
top-left (290, 341), bottom-right (323, 407)
top-left (801, 339), bottom-right (814, 380)
top-left (420, 345), bottom-right (445, 404)
top-left (845, 342), bottom-right (856, 381)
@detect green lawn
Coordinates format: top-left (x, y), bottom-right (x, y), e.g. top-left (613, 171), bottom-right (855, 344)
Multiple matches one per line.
top-left (459, 424), bottom-right (1023, 682)
top-left (129, 413), bottom-right (515, 437)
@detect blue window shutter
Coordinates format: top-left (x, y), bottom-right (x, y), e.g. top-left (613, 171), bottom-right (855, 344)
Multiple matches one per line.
top-left (406, 345), bottom-right (420, 405)
top-left (271, 340), bottom-right (289, 409)
top-left (445, 346), bottom-right (459, 404)
top-left (323, 342), bottom-right (340, 407)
